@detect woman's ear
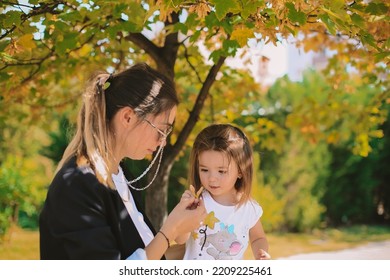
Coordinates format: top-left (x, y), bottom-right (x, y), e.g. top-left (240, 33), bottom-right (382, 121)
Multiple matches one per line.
top-left (120, 107), bottom-right (135, 126)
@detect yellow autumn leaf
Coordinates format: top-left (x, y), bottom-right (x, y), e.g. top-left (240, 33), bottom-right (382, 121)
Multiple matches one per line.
top-left (78, 44), bottom-right (92, 57)
top-left (17, 34), bottom-right (35, 50)
top-left (189, 185), bottom-right (203, 199)
top-left (371, 107), bottom-right (380, 114)
top-left (231, 28), bottom-right (254, 47)
top-left (226, 110), bottom-right (235, 122)
top-left (369, 130), bottom-right (384, 138)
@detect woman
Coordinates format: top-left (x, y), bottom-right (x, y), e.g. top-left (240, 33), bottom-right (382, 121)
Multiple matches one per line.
top-left (39, 63), bottom-right (206, 260)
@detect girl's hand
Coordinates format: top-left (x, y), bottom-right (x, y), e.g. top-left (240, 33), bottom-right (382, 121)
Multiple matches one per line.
top-left (255, 249), bottom-right (271, 260)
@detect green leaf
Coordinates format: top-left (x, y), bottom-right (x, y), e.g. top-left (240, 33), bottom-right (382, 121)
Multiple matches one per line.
top-left (189, 30), bottom-right (201, 43)
top-left (55, 32), bottom-right (78, 55)
top-left (58, 11), bottom-right (82, 22)
top-left (222, 39), bottom-right (240, 56)
top-left (184, 12), bottom-right (199, 28)
top-left (359, 31), bottom-right (377, 48)
top-left (205, 12), bottom-right (220, 30)
top-left (120, 20), bottom-right (141, 33)
top-left (3, 11), bottom-right (22, 28)
top-left (240, 0), bottom-right (265, 19)
top-left (221, 18), bottom-right (234, 35)
top-left (351, 13), bottom-right (365, 28)
top-left (113, 3), bottom-right (127, 18)
top-left (319, 13), bottom-right (336, 35)
top-left (286, 2), bottom-right (307, 26)
top-left (211, 0), bottom-right (240, 21)
top-left (374, 51), bottom-right (389, 62)
top-left (106, 25), bottom-right (122, 40)
top-left (263, 9), bottom-right (278, 28)
top-left (0, 71), bottom-right (11, 81)
top-left (366, 2), bottom-right (388, 16)
top-left (209, 49), bottom-right (222, 63)
top-left (174, 22), bottom-right (188, 34)
top-left (54, 21), bottom-right (69, 32)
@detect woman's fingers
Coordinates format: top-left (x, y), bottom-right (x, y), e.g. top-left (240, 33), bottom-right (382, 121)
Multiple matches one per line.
top-left (181, 190), bottom-right (193, 201)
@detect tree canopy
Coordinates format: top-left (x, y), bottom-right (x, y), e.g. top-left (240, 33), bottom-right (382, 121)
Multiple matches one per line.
top-left (1, 0), bottom-right (389, 228)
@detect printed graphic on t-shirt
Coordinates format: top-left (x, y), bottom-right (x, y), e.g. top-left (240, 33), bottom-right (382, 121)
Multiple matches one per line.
top-left (198, 222), bottom-right (243, 260)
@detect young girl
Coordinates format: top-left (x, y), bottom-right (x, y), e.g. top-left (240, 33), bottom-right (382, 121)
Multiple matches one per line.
top-left (178, 124), bottom-right (270, 260)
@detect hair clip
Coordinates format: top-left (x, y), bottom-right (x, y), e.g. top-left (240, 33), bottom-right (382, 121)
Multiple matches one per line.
top-left (104, 73), bottom-right (114, 90)
top-left (96, 73), bottom-right (112, 93)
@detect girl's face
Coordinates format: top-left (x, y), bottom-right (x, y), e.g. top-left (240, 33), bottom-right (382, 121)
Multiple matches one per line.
top-left (198, 150), bottom-right (240, 205)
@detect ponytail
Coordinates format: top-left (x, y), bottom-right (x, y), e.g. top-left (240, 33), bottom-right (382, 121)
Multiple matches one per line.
top-left (57, 72), bottom-right (116, 189)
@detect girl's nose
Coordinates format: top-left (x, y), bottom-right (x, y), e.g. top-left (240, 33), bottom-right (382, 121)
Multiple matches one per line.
top-left (208, 172), bottom-right (218, 182)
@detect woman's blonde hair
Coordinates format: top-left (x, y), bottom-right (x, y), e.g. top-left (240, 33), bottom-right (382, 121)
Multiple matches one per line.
top-left (57, 63), bottom-right (178, 189)
top-left (189, 124), bottom-right (254, 206)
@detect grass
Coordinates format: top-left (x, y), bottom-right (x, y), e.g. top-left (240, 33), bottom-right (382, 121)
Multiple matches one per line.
top-left (0, 225), bottom-right (39, 260)
top-left (1, 225), bottom-right (390, 260)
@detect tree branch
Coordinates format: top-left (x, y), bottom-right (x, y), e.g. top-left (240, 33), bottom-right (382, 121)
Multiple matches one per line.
top-left (125, 33), bottom-right (162, 64)
top-left (183, 46), bottom-right (203, 84)
top-left (169, 55), bottom-right (227, 160)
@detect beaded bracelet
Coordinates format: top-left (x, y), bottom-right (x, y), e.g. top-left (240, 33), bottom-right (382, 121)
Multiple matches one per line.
top-left (158, 230), bottom-right (170, 248)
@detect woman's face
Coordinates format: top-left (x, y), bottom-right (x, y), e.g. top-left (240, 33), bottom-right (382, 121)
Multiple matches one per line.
top-left (125, 106), bottom-right (177, 160)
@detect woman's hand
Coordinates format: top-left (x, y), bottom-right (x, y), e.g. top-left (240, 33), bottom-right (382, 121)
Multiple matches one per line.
top-left (180, 189), bottom-right (199, 210)
top-left (161, 192), bottom-right (207, 241)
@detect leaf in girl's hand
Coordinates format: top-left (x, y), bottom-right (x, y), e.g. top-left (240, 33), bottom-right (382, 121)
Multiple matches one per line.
top-left (189, 185), bottom-right (204, 199)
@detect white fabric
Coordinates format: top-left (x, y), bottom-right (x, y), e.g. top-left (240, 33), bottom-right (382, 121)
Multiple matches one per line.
top-left (183, 190), bottom-right (263, 260)
top-left (112, 167), bottom-right (154, 259)
top-left (126, 248), bottom-right (147, 260)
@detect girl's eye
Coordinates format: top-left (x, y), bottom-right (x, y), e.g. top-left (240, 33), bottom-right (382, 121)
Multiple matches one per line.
top-left (219, 170), bottom-right (227, 174)
top-left (200, 168), bottom-right (208, 173)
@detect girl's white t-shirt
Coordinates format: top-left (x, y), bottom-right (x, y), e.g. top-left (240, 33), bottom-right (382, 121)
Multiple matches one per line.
top-left (183, 191), bottom-right (263, 260)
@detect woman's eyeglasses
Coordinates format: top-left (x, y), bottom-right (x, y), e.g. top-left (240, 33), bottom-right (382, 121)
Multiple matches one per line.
top-left (144, 119), bottom-right (173, 141)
